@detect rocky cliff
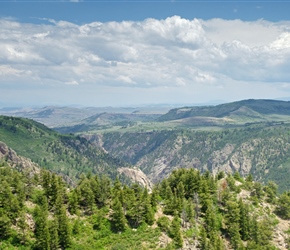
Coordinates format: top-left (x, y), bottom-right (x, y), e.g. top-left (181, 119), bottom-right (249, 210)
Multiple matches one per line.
top-left (117, 167), bottom-right (153, 190)
top-left (0, 141), bottom-right (40, 175)
top-left (87, 125), bottom-right (290, 192)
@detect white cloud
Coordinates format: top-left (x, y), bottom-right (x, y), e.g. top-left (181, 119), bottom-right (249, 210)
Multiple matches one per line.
top-left (1, 16), bottom-right (290, 106)
top-left (270, 32), bottom-right (290, 49)
top-left (116, 75), bottom-right (136, 85)
top-left (65, 80), bottom-right (79, 85)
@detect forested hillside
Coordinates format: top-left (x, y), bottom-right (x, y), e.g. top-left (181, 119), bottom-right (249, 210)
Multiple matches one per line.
top-left (1, 164), bottom-right (290, 249)
top-left (0, 116), bottom-right (130, 184)
top-left (88, 123), bottom-right (290, 192)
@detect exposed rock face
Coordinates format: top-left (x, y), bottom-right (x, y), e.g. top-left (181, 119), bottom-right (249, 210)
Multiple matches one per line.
top-left (0, 141), bottom-right (40, 174)
top-left (205, 142), bottom-right (256, 176)
top-left (85, 129), bottom-right (290, 192)
top-left (205, 143), bottom-right (235, 174)
top-left (117, 167), bottom-right (153, 190)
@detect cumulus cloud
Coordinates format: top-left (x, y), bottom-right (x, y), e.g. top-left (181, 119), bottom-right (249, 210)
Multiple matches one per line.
top-left (1, 16), bottom-right (290, 105)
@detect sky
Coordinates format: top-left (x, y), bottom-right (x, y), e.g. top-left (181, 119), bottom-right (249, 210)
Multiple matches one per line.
top-left (1, 0), bottom-right (290, 107)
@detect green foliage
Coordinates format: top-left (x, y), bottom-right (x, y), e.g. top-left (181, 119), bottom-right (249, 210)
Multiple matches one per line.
top-left (33, 204), bottom-right (50, 250)
top-left (111, 197), bottom-right (127, 232)
top-left (275, 192), bottom-right (290, 219)
top-left (170, 212), bottom-right (183, 248)
top-left (157, 216), bottom-right (171, 233)
top-left (0, 212), bottom-right (12, 239)
top-left (0, 163), bottom-right (284, 250)
top-left (0, 115), bottom-right (130, 185)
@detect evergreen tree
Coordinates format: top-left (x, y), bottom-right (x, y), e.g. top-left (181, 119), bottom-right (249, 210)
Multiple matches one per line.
top-left (49, 219), bottom-right (59, 250)
top-left (111, 196), bottom-right (126, 232)
top-left (33, 205), bottom-right (50, 250)
top-left (0, 211), bottom-right (11, 240)
top-left (144, 201), bottom-right (155, 226)
top-left (199, 225), bottom-right (209, 250)
top-left (68, 189), bottom-right (79, 215)
top-left (141, 187), bottom-right (155, 225)
top-left (0, 180), bottom-right (20, 221)
top-left (170, 211), bottom-right (183, 248)
top-left (96, 175), bottom-right (111, 207)
top-left (18, 210), bottom-right (29, 245)
top-left (239, 198), bottom-right (250, 241)
top-left (176, 182), bottom-right (185, 199)
top-left (57, 206), bottom-right (71, 249)
top-left (79, 179), bottom-right (95, 213)
top-left (122, 185), bottom-right (135, 215)
top-left (204, 201), bottom-right (219, 234)
top-left (264, 181), bottom-right (277, 203)
top-left (193, 192), bottom-right (200, 220)
top-left (198, 179), bottom-right (211, 213)
top-left (181, 199), bottom-right (194, 226)
top-left (225, 200), bottom-right (240, 225)
top-left (150, 186), bottom-right (159, 211)
top-left (49, 173), bottom-right (60, 209)
top-left (42, 170), bottom-right (52, 200)
top-left (164, 185), bottom-right (175, 215)
top-left (228, 222), bottom-right (242, 250)
top-left (276, 192), bottom-right (290, 219)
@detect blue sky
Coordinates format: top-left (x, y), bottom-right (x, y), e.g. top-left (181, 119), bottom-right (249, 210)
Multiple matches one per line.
top-left (3, 1), bottom-right (290, 24)
top-left (1, 1), bottom-right (290, 107)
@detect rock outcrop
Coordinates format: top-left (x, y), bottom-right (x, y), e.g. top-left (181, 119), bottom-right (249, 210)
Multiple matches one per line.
top-left (0, 141), bottom-right (40, 175)
top-left (117, 167), bottom-right (153, 191)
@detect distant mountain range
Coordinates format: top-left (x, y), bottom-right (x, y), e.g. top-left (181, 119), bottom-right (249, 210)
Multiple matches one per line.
top-left (2, 99), bottom-right (290, 192)
top-left (158, 99), bottom-right (290, 121)
top-left (2, 99), bottom-right (290, 132)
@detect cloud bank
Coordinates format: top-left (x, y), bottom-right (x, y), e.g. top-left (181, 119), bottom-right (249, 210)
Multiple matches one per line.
top-left (1, 16), bottom-right (290, 106)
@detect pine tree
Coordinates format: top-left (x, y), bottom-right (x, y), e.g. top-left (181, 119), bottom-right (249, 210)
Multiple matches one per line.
top-left (264, 181), bottom-right (277, 203)
top-left (68, 189), bottom-right (79, 215)
top-left (150, 186), bottom-right (159, 211)
top-left (0, 212), bottom-right (11, 239)
top-left (79, 179), bottom-right (95, 213)
top-left (111, 196), bottom-right (126, 232)
top-left (42, 170), bottom-right (52, 200)
top-left (228, 222), bottom-right (242, 249)
top-left (122, 185), bottom-right (135, 215)
top-left (113, 178), bottom-right (122, 197)
top-left (170, 211), bottom-right (183, 248)
top-left (199, 225), bottom-right (209, 250)
top-left (181, 199), bottom-right (194, 226)
top-left (144, 201), bottom-right (155, 225)
top-left (164, 186), bottom-right (175, 215)
top-left (204, 201), bottom-right (219, 234)
top-left (225, 200), bottom-right (240, 225)
top-left (33, 205), bottom-right (50, 250)
top-left (239, 198), bottom-right (250, 241)
top-left (49, 219), bottom-right (59, 250)
top-left (18, 210), bottom-right (28, 245)
top-left (49, 173), bottom-right (60, 209)
top-left (1, 180), bottom-right (20, 221)
top-left (176, 182), bottom-right (185, 199)
top-left (96, 175), bottom-right (111, 207)
top-left (198, 179), bottom-right (211, 213)
top-left (57, 206), bottom-right (71, 249)
top-left (276, 192), bottom-right (290, 219)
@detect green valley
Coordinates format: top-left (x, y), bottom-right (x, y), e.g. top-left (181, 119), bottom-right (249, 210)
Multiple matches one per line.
top-left (0, 116), bottom-right (130, 184)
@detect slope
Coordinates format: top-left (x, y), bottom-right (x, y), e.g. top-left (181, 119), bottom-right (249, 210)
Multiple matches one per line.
top-left (0, 115), bottom-right (129, 183)
top-left (87, 123), bottom-right (290, 192)
top-left (158, 99), bottom-right (290, 122)
top-left (1, 166), bottom-right (290, 250)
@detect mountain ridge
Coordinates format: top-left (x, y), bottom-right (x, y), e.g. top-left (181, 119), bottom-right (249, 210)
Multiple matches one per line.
top-left (158, 99), bottom-right (290, 122)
